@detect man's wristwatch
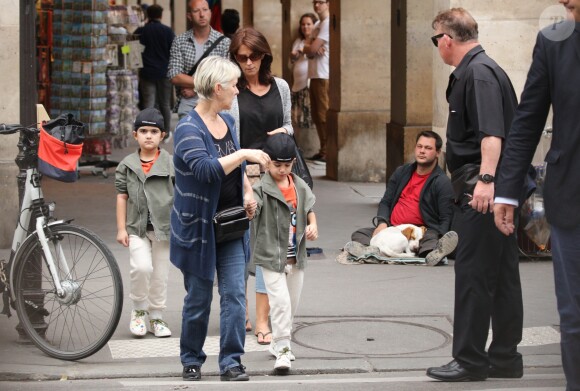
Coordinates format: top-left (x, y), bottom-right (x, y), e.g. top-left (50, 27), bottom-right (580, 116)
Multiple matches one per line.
top-left (478, 173), bottom-right (495, 184)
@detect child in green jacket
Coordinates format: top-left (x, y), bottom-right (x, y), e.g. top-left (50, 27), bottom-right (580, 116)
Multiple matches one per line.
top-left (115, 108), bottom-right (174, 338)
top-left (251, 133), bottom-right (317, 374)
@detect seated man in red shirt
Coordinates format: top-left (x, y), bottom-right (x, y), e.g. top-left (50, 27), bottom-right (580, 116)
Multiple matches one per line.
top-left (350, 131), bottom-right (457, 265)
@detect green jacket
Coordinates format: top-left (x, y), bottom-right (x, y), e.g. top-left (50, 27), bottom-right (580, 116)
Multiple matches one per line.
top-left (115, 149), bottom-right (174, 241)
top-left (251, 172), bottom-right (316, 272)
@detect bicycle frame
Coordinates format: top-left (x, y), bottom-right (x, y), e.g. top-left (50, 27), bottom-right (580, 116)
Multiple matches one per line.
top-left (8, 167), bottom-right (67, 301)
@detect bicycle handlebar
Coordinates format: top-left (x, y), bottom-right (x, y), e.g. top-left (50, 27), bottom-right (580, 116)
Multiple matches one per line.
top-left (0, 124), bottom-right (39, 136)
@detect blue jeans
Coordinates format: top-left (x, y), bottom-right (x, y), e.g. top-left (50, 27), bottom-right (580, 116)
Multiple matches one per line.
top-left (550, 224), bottom-right (580, 391)
top-left (140, 77), bottom-right (173, 132)
top-left (177, 96), bottom-right (199, 119)
top-left (180, 238), bottom-right (247, 373)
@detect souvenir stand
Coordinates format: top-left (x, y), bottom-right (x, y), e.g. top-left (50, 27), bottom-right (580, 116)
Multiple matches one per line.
top-left (49, 0), bottom-right (143, 178)
top-left (106, 5), bottom-right (143, 151)
top-left (50, 0), bottom-right (110, 177)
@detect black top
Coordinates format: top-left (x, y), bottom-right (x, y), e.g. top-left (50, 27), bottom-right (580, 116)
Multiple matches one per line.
top-left (134, 20), bottom-right (175, 80)
top-left (238, 81), bottom-right (283, 149)
top-left (212, 129), bottom-right (242, 211)
top-left (445, 45), bottom-right (518, 173)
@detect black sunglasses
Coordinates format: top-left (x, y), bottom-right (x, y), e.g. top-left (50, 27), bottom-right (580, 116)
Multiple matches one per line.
top-left (234, 53), bottom-right (266, 63)
top-left (431, 33), bottom-right (453, 47)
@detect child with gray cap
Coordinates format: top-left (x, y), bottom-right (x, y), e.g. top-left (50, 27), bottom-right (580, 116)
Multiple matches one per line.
top-left (251, 133), bottom-right (318, 374)
top-left (115, 108), bottom-right (174, 338)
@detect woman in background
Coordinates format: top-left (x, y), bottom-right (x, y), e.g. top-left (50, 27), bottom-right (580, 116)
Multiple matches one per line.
top-left (288, 13), bottom-right (317, 137)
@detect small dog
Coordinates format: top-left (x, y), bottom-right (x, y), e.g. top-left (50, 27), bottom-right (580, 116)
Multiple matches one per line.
top-left (369, 224), bottom-right (426, 258)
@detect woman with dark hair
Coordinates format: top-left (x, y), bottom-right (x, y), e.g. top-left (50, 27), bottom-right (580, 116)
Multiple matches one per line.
top-left (227, 27), bottom-right (294, 347)
top-left (289, 13), bottom-right (317, 137)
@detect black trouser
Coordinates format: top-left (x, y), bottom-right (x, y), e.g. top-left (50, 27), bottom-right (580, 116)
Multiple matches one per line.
top-left (351, 226), bottom-right (440, 257)
top-left (452, 197), bottom-right (523, 372)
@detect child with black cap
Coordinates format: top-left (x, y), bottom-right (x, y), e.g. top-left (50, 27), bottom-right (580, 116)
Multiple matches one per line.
top-left (251, 133), bottom-right (318, 374)
top-left (115, 108), bottom-right (174, 338)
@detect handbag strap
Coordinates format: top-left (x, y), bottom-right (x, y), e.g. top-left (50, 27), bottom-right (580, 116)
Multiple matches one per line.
top-left (187, 35), bottom-right (226, 77)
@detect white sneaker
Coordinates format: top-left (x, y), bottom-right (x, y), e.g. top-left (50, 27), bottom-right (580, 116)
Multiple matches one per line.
top-left (149, 319), bottom-right (172, 337)
top-left (274, 347), bottom-right (292, 373)
top-left (425, 231), bottom-right (458, 266)
top-left (269, 342), bottom-right (295, 361)
top-left (130, 309), bottom-right (148, 337)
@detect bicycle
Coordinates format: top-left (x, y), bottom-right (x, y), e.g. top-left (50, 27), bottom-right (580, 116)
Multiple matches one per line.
top-left (0, 122), bottom-right (123, 360)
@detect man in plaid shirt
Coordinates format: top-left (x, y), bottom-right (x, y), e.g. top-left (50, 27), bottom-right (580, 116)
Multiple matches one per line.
top-left (167, 0), bottom-right (231, 120)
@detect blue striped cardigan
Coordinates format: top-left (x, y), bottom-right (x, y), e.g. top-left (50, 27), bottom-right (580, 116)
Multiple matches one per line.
top-left (170, 110), bottom-right (248, 280)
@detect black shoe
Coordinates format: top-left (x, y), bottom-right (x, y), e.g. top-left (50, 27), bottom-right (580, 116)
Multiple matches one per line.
top-left (426, 360), bottom-right (488, 382)
top-left (489, 365), bottom-right (523, 378)
top-left (220, 365), bottom-right (249, 381)
top-left (182, 365), bottom-right (201, 381)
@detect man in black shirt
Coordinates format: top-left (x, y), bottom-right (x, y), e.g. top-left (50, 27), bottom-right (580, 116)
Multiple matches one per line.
top-left (134, 5), bottom-right (175, 135)
top-left (426, 8), bottom-right (523, 382)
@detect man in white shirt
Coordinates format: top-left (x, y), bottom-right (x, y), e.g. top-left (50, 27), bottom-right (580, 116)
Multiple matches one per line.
top-left (303, 0), bottom-right (330, 163)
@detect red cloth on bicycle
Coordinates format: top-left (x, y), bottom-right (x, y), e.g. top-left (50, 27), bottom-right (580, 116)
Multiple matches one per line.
top-left (38, 126), bottom-right (83, 182)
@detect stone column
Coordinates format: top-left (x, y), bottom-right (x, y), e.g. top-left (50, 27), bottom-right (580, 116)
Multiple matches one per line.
top-left (326, 0), bottom-right (390, 182)
top-left (0, 4), bottom-right (21, 248)
top-left (252, 0), bottom-right (283, 76)
top-left (386, 0), bottom-right (434, 179)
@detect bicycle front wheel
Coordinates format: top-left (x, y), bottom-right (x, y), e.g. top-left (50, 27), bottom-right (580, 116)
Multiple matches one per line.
top-left (13, 223), bottom-right (123, 360)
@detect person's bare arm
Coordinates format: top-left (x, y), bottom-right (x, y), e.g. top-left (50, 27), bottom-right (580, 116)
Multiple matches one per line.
top-left (218, 149), bottom-right (271, 175)
top-left (471, 136), bottom-right (502, 213)
top-left (170, 74), bottom-right (196, 98)
top-left (116, 194), bottom-right (129, 247)
top-left (303, 37), bottom-right (326, 58)
top-left (305, 211), bottom-right (318, 240)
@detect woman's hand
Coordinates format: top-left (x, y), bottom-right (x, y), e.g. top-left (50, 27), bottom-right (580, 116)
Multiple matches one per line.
top-left (243, 149), bottom-right (271, 167)
top-left (266, 128), bottom-right (288, 136)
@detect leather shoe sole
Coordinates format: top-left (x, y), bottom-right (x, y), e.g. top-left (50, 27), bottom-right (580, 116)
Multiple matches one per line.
top-left (220, 366), bottom-right (249, 381)
top-left (489, 366), bottom-right (523, 378)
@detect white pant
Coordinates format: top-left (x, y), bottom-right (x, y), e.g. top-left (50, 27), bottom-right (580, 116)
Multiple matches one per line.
top-left (262, 264), bottom-right (304, 347)
top-left (129, 232), bottom-right (170, 319)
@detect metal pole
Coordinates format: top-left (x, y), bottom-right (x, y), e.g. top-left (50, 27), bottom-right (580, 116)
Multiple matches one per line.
top-left (16, 0), bottom-right (46, 342)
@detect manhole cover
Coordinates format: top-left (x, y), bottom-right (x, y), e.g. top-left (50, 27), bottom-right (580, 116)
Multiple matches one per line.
top-left (293, 319), bottom-right (451, 356)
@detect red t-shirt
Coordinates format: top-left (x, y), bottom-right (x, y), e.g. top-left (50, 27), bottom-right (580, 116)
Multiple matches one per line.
top-left (390, 171), bottom-right (428, 226)
top-left (141, 149), bottom-right (160, 174)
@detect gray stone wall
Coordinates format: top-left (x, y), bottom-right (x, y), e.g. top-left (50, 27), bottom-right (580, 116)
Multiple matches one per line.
top-left (0, 2), bottom-right (21, 248)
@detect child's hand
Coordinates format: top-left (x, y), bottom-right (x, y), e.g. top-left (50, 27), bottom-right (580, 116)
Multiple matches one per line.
top-left (244, 199), bottom-right (257, 220)
top-left (117, 230), bottom-right (129, 247)
top-left (305, 224), bottom-right (318, 241)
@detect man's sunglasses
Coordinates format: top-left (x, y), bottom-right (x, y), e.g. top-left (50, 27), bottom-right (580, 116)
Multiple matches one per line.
top-left (234, 53), bottom-right (266, 63)
top-left (431, 33), bottom-right (453, 47)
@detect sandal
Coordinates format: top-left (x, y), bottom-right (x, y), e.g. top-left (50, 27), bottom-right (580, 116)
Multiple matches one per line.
top-left (256, 331), bottom-right (272, 345)
top-left (245, 318), bottom-right (253, 333)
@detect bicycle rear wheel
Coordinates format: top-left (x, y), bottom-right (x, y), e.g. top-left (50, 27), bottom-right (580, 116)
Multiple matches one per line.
top-left (13, 223), bottom-right (123, 360)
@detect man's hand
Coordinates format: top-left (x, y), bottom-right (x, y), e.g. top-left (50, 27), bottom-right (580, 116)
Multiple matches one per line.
top-left (494, 203), bottom-right (516, 236)
top-left (181, 87), bottom-right (195, 98)
top-left (372, 223), bottom-right (388, 237)
top-left (470, 182), bottom-right (494, 213)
